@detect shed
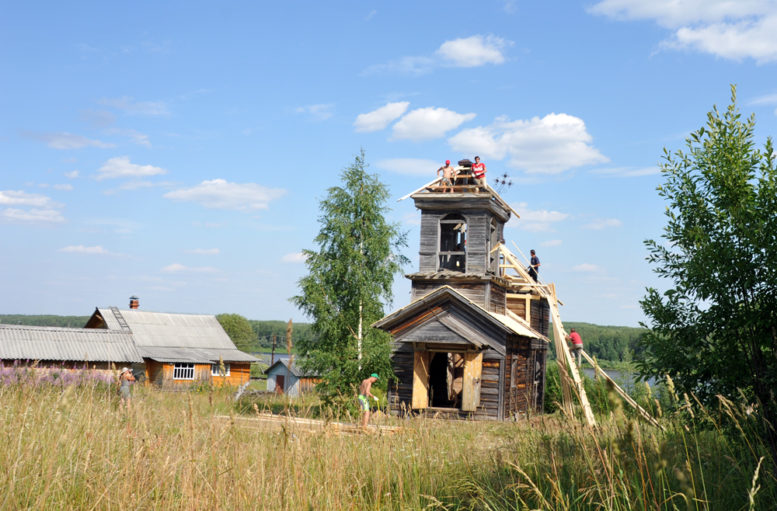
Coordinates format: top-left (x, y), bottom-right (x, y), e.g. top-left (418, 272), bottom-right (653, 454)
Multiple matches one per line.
top-left (265, 359), bottom-right (320, 397)
top-left (85, 307), bottom-right (258, 387)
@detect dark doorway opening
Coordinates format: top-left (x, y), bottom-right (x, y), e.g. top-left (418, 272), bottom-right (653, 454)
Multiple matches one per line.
top-left (428, 352), bottom-right (464, 408)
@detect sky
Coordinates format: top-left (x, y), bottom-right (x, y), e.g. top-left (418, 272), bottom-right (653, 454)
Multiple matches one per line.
top-left (1, 1), bottom-right (776, 327)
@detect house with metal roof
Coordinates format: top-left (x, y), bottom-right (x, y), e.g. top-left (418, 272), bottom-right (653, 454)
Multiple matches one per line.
top-left (265, 358), bottom-right (320, 397)
top-left (85, 305), bottom-right (259, 387)
top-left (0, 324), bottom-right (143, 379)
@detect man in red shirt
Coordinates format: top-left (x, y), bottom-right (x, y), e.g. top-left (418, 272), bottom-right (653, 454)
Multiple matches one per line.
top-left (472, 156), bottom-right (486, 192)
top-left (566, 328), bottom-right (583, 367)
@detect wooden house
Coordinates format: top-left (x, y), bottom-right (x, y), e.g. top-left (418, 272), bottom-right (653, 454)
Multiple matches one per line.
top-left (85, 305), bottom-right (258, 387)
top-left (0, 324), bottom-right (143, 379)
top-left (265, 359), bottom-right (320, 397)
top-left (374, 180), bottom-right (550, 420)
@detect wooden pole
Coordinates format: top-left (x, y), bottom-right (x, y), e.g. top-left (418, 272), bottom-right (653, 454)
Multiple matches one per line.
top-left (580, 350), bottom-right (663, 430)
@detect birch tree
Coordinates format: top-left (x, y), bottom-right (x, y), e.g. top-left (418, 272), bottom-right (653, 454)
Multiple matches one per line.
top-left (292, 150), bottom-right (408, 402)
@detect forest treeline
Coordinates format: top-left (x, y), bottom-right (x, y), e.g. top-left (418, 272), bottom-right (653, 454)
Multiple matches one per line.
top-left (549, 322), bottom-right (647, 363)
top-left (0, 314), bottom-right (643, 362)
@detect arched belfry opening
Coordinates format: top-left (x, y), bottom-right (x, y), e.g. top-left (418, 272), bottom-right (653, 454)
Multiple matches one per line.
top-left (439, 214), bottom-right (466, 272)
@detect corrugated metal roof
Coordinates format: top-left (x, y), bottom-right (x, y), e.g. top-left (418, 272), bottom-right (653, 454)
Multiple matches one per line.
top-left (0, 324), bottom-right (143, 363)
top-left (96, 308), bottom-right (259, 363)
top-left (265, 358), bottom-right (317, 377)
top-left (141, 346), bottom-right (259, 364)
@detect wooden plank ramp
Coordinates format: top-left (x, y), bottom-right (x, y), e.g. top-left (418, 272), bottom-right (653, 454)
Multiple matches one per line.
top-left (579, 351), bottom-right (664, 430)
top-left (214, 413), bottom-right (401, 435)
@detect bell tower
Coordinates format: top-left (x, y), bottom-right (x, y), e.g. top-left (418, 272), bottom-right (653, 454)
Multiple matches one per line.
top-left (408, 190), bottom-right (513, 313)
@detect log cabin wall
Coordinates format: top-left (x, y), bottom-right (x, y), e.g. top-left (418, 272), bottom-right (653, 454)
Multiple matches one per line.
top-left (531, 299), bottom-right (550, 337)
top-left (489, 283), bottom-right (506, 314)
top-left (502, 336), bottom-right (547, 419)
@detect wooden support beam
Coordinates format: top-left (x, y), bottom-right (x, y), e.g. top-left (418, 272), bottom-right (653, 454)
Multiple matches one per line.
top-left (579, 350), bottom-right (664, 430)
top-left (498, 243), bottom-right (594, 426)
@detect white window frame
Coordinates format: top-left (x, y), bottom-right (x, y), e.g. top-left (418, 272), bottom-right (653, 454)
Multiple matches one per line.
top-left (211, 363), bottom-right (231, 376)
top-left (173, 363), bottom-right (195, 380)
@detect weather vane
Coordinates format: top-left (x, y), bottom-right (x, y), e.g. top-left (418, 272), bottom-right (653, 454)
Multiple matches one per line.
top-left (494, 172), bottom-right (513, 194)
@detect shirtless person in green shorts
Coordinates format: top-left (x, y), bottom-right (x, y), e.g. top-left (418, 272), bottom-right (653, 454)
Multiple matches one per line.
top-left (358, 373), bottom-right (379, 429)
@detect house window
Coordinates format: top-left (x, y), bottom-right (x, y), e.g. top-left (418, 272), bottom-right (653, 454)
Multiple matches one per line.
top-left (439, 214), bottom-right (466, 272)
top-left (173, 363), bottom-right (195, 380)
top-left (211, 363), bottom-right (230, 376)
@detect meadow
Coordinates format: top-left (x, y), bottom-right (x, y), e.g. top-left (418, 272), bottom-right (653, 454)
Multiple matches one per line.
top-left (0, 376), bottom-right (774, 511)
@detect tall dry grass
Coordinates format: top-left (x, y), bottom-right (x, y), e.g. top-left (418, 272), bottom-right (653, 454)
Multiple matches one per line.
top-left (0, 380), bottom-right (773, 510)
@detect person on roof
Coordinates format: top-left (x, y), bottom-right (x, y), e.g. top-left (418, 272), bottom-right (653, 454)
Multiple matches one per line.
top-left (472, 156), bottom-right (487, 192)
top-left (437, 160), bottom-right (456, 193)
top-left (528, 249), bottom-right (540, 282)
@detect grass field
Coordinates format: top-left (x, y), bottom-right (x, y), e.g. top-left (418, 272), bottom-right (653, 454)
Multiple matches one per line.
top-left (0, 381), bottom-right (774, 510)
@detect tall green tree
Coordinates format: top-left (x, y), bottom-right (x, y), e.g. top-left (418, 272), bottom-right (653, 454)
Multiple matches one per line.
top-left (216, 313), bottom-right (257, 352)
top-left (291, 150), bottom-right (408, 402)
top-left (640, 87), bottom-right (777, 458)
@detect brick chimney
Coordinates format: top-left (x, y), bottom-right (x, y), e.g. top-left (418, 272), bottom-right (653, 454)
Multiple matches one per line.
top-left (129, 296), bottom-right (139, 309)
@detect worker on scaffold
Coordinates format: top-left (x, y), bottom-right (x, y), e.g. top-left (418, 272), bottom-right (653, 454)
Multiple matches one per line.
top-left (472, 156), bottom-right (487, 192)
top-left (437, 160), bottom-right (456, 193)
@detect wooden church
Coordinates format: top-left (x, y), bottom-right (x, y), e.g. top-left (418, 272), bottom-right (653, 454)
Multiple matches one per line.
top-left (374, 171), bottom-right (551, 420)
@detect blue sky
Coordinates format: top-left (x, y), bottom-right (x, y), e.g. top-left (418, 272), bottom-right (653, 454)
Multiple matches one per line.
top-left (2, 1), bottom-right (776, 326)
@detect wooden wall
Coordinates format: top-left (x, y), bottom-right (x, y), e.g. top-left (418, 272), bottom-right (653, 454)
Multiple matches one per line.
top-left (502, 336), bottom-right (547, 418)
top-left (388, 343), bottom-right (504, 421)
top-left (212, 362), bottom-right (250, 387)
top-left (144, 361), bottom-right (210, 387)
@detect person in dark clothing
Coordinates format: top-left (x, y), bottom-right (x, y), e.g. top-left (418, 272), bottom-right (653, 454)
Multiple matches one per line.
top-left (528, 249), bottom-right (540, 282)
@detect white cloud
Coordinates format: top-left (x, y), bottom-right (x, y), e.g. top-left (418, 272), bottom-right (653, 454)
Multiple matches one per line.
top-left (109, 128), bottom-right (151, 147)
top-left (1, 208), bottom-right (64, 223)
top-left (1, 190), bottom-right (66, 223)
top-left (375, 158), bottom-right (440, 176)
top-left (589, 0), bottom-right (777, 62)
top-left (187, 248), bottom-right (220, 255)
top-left (65, 170), bottom-right (79, 179)
top-left (58, 245), bottom-right (110, 255)
top-left (364, 34), bottom-right (511, 75)
top-left (27, 132), bottom-right (114, 150)
top-left (53, 184), bottom-right (73, 191)
top-left (590, 166), bottom-right (660, 177)
top-left (436, 35), bottom-right (510, 67)
top-left (281, 252), bottom-right (308, 263)
top-left (750, 92), bottom-right (777, 105)
top-left (161, 263), bottom-right (219, 273)
top-left (295, 104), bottom-right (335, 121)
top-left (393, 107), bottom-right (476, 140)
top-left (540, 239), bottom-right (563, 247)
top-left (572, 263), bottom-right (602, 273)
top-left (449, 113), bottom-right (608, 174)
top-left (0, 190), bottom-right (58, 207)
top-left (96, 156), bottom-right (167, 181)
top-left (354, 102), bottom-right (410, 132)
top-left (583, 218), bottom-right (623, 230)
top-left (164, 179), bottom-right (286, 211)
top-left (510, 202), bottom-right (569, 232)
top-left (100, 96), bottom-right (170, 116)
